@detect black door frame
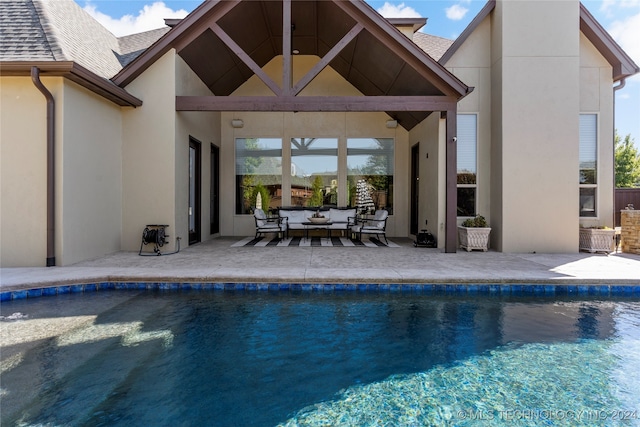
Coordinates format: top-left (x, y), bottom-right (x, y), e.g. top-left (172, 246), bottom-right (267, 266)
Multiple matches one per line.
top-left (210, 144), bottom-right (220, 235)
top-left (189, 137), bottom-right (201, 245)
top-left (410, 143), bottom-right (419, 235)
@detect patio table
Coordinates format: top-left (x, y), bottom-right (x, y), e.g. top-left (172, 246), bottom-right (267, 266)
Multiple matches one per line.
top-left (301, 221), bottom-right (333, 240)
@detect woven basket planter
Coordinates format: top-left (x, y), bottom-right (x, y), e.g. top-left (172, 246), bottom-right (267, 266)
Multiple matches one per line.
top-left (458, 226), bottom-right (491, 252)
top-left (579, 228), bottom-right (615, 254)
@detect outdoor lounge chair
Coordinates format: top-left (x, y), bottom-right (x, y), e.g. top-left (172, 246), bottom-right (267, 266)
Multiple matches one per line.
top-left (254, 208), bottom-right (286, 240)
top-left (351, 209), bottom-right (389, 244)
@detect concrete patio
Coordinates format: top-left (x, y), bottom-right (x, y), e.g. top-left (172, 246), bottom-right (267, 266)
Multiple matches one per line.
top-left (1, 237), bottom-right (639, 292)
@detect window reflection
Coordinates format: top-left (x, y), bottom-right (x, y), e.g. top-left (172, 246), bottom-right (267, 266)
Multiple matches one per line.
top-left (347, 138), bottom-right (394, 214)
top-left (291, 138), bottom-right (338, 207)
top-left (235, 138), bottom-right (282, 214)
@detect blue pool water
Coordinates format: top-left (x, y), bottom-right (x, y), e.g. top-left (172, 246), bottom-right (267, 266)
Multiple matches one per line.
top-left (1, 290), bottom-right (639, 426)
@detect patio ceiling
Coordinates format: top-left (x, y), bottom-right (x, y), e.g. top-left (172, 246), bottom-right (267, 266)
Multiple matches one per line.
top-left (115, 0), bottom-right (470, 131)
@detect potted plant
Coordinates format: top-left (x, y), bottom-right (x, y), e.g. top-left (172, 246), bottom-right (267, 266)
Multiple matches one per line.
top-left (458, 215), bottom-right (491, 252)
top-left (579, 226), bottom-right (615, 254)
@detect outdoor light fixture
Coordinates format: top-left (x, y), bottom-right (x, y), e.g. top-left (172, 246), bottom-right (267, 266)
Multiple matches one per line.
top-left (386, 119), bottom-right (398, 128)
top-left (231, 119), bottom-right (244, 128)
top-left (292, 49), bottom-right (300, 55)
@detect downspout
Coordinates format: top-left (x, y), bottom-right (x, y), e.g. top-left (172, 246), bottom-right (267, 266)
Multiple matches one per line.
top-left (613, 78), bottom-right (626, 229)
top-left (31, 66), bottom-right (56, 267)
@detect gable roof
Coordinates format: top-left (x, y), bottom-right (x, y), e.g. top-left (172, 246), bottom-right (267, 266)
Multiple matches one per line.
top-left (0, 0), bottom-right (162, 106)
top-left (114, 0), bottom-right (470, 130)
top-left (438, 0), bottom-right (639, 82)
top-left (579, 3), bottom-right (639, 81)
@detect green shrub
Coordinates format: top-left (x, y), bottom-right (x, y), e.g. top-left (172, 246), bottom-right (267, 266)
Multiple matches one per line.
top-left (462, 215), bottom-right (488, 227)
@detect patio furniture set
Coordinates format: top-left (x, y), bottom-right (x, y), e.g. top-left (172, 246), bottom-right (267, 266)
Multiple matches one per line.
top-left (254, 208), bottom-right (389, 244)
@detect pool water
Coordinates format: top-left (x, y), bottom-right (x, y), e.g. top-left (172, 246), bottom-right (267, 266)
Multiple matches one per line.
top-left (1, 291), bottom-right (639, 426)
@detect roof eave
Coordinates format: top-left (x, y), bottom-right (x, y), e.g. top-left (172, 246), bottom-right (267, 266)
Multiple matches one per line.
top-left (0, 61), bottom-right (142, 107)
top-left (579, 3), bottom-right (640, 81)
top-left (112, 0), bottom-right (224, 87)
top-left (345, 0), bottom-right (470, 99)
top-left (439, 0), bottom-right (495, 65)
top-left (114, 0), bottom-right (471, 100)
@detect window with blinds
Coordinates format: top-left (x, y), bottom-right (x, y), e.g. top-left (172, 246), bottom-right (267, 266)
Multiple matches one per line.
top-left (457, 114), bottom-right (477, 217)
top-left (579, 114), bottom-right (597, 217)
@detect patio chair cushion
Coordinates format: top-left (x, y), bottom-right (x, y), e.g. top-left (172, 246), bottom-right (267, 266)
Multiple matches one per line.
top-left (254, 209), bottom-right (268, 227)
top-left (371, 209), bottom-right (388, 229)
top-left (329, 208), bottom-right (356, 223)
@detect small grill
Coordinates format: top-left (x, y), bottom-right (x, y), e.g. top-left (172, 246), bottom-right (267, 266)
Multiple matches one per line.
top-left (139, 225), bottom-right (180, 256)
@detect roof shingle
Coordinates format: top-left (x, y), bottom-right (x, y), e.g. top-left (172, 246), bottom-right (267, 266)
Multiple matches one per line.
top-left (0, 0), bottom-right (168, 78)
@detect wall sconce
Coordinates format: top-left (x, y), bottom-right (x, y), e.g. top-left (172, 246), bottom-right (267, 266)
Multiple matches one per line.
top-left (386, 119), bottom-right (398, 129)
top-left (231, 119), bottom-right (244, 128)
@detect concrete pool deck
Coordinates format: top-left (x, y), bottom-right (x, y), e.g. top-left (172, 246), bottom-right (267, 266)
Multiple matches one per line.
top-left (1, 237), bottom-right (639, 292)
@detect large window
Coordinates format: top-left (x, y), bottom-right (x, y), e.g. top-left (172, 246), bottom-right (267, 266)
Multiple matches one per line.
top-left (579, 114), bottom-right (597, 217)
top-left (347, 138), bottom-right (394, 214)
top-left (235, 138), bottom-right (282, 214)
top-left (457, 114), bottom-right (477, 217)
top-left (291, 138), bottom-right (338, 207)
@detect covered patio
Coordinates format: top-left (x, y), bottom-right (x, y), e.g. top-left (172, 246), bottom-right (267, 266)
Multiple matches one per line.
top-left (114, 0), bottom-right (471, 252)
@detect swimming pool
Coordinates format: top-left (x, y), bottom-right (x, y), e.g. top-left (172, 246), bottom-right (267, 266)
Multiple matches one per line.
top-left (1, 289), bottom-right (639, 426)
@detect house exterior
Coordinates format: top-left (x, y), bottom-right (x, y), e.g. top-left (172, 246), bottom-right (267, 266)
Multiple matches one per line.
top-left (1, 0), bottom-right (637, 267)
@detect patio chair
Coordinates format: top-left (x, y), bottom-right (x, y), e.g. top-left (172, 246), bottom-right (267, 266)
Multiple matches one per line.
top-left (350, 209), bottom-right (389, 244)
top-left (254, 208), bottom-right (286, 240)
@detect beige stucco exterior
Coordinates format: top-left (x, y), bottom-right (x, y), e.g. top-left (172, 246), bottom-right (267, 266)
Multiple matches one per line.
top-left (0, 0), bottom-right (629, 266)
top-left (1, 76), bottom-right (122, 266)
top-left (1, 76), bottom-right (52, 266)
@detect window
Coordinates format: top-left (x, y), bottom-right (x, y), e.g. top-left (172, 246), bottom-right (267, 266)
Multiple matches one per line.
top-left (347, 138), bottom-right (394, 214)
top-left (235, 138), bottom-right (282, 214)
top-left (579, 114), bottom-right (597, 217)
top-left (457, 114), bottom-right (477, 217)
top-left (291, 138), bottom-right (338, 207)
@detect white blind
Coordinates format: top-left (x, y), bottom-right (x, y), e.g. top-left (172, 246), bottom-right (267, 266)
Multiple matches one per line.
top-left (457, 114), bottom-right (477, 174)
top-left (579, 114), bottom-right (597, 166)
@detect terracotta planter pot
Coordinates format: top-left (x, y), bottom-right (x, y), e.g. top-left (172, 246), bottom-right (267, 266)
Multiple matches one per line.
top-left (458, 226), bottom-right (491, 252)
top-left (579, 228), bottom-right (615, 254)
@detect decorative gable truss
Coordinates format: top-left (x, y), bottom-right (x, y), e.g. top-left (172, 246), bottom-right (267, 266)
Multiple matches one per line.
top-left (114, 0), bottom-right (472, 131)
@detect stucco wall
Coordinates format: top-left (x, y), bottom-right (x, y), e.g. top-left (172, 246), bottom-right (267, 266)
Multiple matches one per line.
top-left (0, 76), bottom-right (122, 267)
top-left (175, 56), bottom-right (220, 244)
top-left (121, 50), bottom-right (179, 251)
top-left (494, 0), bottom-right (581, 253)
top-left (579, 32), bottom-right (615, 228)
top-left (221, 55), bottom-right (409, 237)
top-left (0, 76), bottom-right (55, 266)
top-left (408, 113), bottom-right (444, 246)
top-left (444, 15), bottom-right (493, 239)
top-left (58, 80), bottom-right (123, 265)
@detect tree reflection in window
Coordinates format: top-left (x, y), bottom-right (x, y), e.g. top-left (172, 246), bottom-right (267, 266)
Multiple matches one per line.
top-left (291, 138), bottom-right (338, 207)
top-left (347, 138), bottom-right (394, 214)
top-left (235, 138), bottom-right (282, 214)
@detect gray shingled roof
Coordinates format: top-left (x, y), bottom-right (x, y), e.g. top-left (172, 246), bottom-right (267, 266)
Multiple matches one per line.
top-left (0, 0), bottom-right (168, 78)
top-left (413, 32), bottom-right (454, 61)
top-left (117, 27), bottom-right (170, 67)
top-left (0, 0), bottom-right (58, 61)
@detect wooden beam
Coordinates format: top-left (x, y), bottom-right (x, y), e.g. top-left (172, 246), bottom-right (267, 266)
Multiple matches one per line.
top-left (331, 0), bottom-right (468, 98)
top-left (283, 0), bottom-right (292, 95)
top-left (176, 95), bottom-right (457, 111)
top-left (209, 23), bottom-right (283, 96)
top-left (444, 109), bottom-right (458, 253)
top-left (291, 23), bottom-right (363, 96)
top-left (114, 0), bottom-right (239, 86)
